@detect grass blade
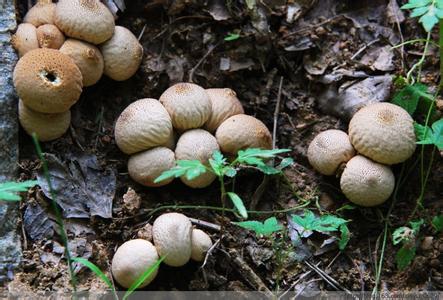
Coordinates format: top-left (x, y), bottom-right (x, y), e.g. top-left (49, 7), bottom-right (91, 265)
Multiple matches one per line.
top-left (71, 257), bottom-right (114, 290)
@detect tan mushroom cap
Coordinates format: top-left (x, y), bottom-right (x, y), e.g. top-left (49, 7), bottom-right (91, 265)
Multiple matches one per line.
top-left (349, 102), bottom-right (416, 165)
top-left (36, 24), bottom-right (65, 49)
top-left (204, 88), bottom-right (245, 133)
top-left (161, 130), bottom-right (176, 151)
top-left (307, 129), bottom-right (355, 176)
top-left (11, 23), bottom-right (39, 58)
top-left (100, 26), bottom-right (144, 81)
top-left (215, 114), bottom-right (272, 156)
top-left (23, 0), bottom-right (56, 27)
top-left (340, 155), bottom-right (395, 207)
top-left (55, 0), bottom-right (115, 45)
top-left (114, 98), bottom-right (173, 155)
top-left (159, 83), bottom-right (212, 131)
top-left (191, 229), bottom-right (213, 262)
top-left (128, 147), bottom-right (176, 187)
top-left (152, 213), bottom-right (192, 267)
top-left (111, 239), bottom-right (159, 289)
top-left (175, 129), bottom-right (219, 188)
top-left (18, 100), bottom-right (70, 142)
top-left (60, 38), bottom-right (104, 87)
top-left (13, 48), bottom-right (83, 113)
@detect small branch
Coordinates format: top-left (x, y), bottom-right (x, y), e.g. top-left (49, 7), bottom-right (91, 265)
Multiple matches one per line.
top-left (188, 42), bottom-right (221, 83)
top-left (189, 217), bottom-right (221, 231)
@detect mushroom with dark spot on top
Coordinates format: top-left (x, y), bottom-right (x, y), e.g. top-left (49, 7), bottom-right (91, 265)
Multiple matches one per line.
top-left (11, 23), bottom-right (39, 57)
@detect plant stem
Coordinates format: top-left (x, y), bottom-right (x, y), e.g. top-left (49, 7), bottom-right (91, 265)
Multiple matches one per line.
top-left (440, 19), bottom-right (443, 88)
top-left (406, 31), bottom-right (432, 84)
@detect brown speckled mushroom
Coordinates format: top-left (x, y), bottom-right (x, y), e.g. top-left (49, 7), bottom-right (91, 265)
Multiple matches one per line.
top-left (11, 23), bottom-right (39, 57)
top-left (24, 0), bottom-right (56, 27)
top-left (36, 24), bottom-right (65, 49)
top-left (55, 0), bottom-right (115, 45)
top-left (13, 48), bottom-right (83, 113)
top-left (100, 26), bottom-right (143, 81)
top-left (60, 38), bottom-right (104, 87)
top-left (204, 88), bottom-right (244, 133)
top-left (349, 102), bottom-right (416, 165)
top-left (215, 114), bottom-right (272, 156)
top-left (18, 100), bottom-right (70, 142)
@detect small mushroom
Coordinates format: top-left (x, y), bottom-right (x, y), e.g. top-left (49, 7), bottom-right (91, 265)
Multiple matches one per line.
top-left (23, 0), bottom-right (56, 27)
top-left (54, 0), bottom-right (115, 45)
top-left (203, 88), bottom-right (244, 133)
top-left (18, 100), bottom-right (70, 142)
top-left (11, 23), bottom-right (39, 57)
top-left (349, 102), bottom-right (416, 165)
top-left (307, 129), bottom-right (356, 175)
top-left (152, 213), bottom-right (192, 267)
top-left (60, 38), bottom-right (104, 87)
top-left (340, 155), bottom-right (395, 207)
top-left (13, 48), bottom-right (83, 113)
top-left (100, 26), bottom-right (143, 81)
top-left (111, 239), bottom-right (159, 289)
top-left (159, 83), bottom-right (212, 131)
top-left (175, 129), bottom-right (219, 188)
top-left (162, 130), bottom-right (177, 151)
top-left (128, 147), bottom-right (176, 187)
top-left (191, 229), bottom-right (213, 262)
top-left (114, 98), bottom-right (173, 155)
top-left (36, 24), bottom-right (65, 49)
top-left (215, 114), bottom-right (272, 156)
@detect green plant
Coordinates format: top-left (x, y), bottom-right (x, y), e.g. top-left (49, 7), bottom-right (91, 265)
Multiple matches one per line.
top-left (224, 32), bottom-right (240, 41)
top-left (392, 219), bottom-right (424, 270)
top-left (155, 148), bottom-right (292, 219)
top-left (431, 214), bottom-right (443, 232)
top-left (0, 180), bottom-right (37, 201)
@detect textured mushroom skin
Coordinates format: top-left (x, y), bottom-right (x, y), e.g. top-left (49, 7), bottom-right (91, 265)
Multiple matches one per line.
top-left (128, 147), bottom-right (176, 187)
top-left (13, 48), bottom-right (83, 113)
top-left (340, 155), bottom-right (395, 207)
top-left (191, 229), bottom-right (213, 262)
top-left (152, 213), bottom-right (192, 267)
top-left (11, 23), bottom-right (39, 57)
top-left (159, 83), bottom-right (212, 131)
top-left (24, 1), bottom-right (56, 27)
top-left (114, 98), bottom-right (173, 155)
top-left (175, 129), bottom-right (219, 188)
top-left (60, 38), bottom-right (104, 87)
top-left (55, 0), bottom-right (115, 45)
top-left (307, 129), bottom-right (355, 175)
top-left (349, 102), bottom-right (416, 165)
top-left (100, 26), bottom-right (144, 81)
top-left (18, 100), bottom-right (70, 142)
top-left (215, 114), bottom-right (272, 155)
top-left (36, 24), bottom-right (65, 49)
top-left (111, 239), bottom-right (159, 289)
top-left (204, 88), bottom-right (244, 132)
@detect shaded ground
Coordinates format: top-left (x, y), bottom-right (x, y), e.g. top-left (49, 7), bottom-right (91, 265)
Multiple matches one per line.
top-left (8, 0), bottom-right (443, 295)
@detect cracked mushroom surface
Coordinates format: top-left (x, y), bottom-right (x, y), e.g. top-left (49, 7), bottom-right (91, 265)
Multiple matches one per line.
top-left (349, 102), bottom-right (416, 165)
top-left (13, 48), bottom-right (83, 113)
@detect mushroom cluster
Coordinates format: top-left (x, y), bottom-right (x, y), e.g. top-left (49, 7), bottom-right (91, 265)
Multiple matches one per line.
top-left (12, 0), bottom-right (143, 141)
top-left (111, 212), bottom-right (213, 289)
top-left (115, 83), bottom-right (272, 189)
top-left (307, 102), bottom-right (416, 207)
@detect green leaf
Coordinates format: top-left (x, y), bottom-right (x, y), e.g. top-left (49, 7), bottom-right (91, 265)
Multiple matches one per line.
top-left (224, 33), bottom-right (240, 41)
top-left (410, 219), bottom-right (424, 234)
top-left (435, 7), bottom-right (443, 17)
top-left (392, 83), bottom-right (432, 115)
top-left (0, 180), bottom-right (38, 202)
top-left (420, 12), bottom-right (439, 32)
top-left (277, 157), bottom-right (294, 170)
top-left (234, 217), bottom-right (283, 236)
top-left (71, 257), bottom-right (115, 291)
top-left (224, 167), bottom-right (237, 178)
top-left (392, 226), bottom-right (412, 245)
top-left (255, 164), bottom-right (282, 175)
top-left (237, 148), bottom-right (291, 160)
top-left (245, 0), bottom-right (256, 9)
top-left (291, 210), bottom-right (348, 233)
top-left (209, 151), bottom-right (226, 176)
top-left (154, 160), bottom-right (207, 183)
top-left (411, 6), bottom-right (430, 17)
top-left (396, 245), bottom-right (416, 270)
top-left (227, 192), bottom-right (248, 219)
top-left (431, 119), bottom-right (443, 149)
top-left (437, 0), bottom-right (443, 9)
top-left (414, 123), bottom-right (434, 144)
top-left (123, 256), bottom-right (165, 300)
top-left (338, 224), bottom-right (350, 250)
top-left (401, 0), bottom-right (431, 9)
top-left (432, 215), bottom-right (443, 232)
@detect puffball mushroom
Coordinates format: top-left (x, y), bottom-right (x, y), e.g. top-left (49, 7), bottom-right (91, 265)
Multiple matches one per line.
top-left (13, 48), bottom-right (83, 113)
top-left (128, 147), bottom-right (176, 187)
top-left (111, 239), bottom-right (159, 289)
top-left (36, 24), bottom-right (65, 49)
top-left (159, 83), bottom-right (212, 131)
top-left (100, 26), bottom-right (144, 81)
top-left (152, 213), bottom-right (192, 267)
top-left (114, 98), bottom-right (173, 155)
top-left (23, 0), bottom-right (56, 27)
top-left (55, 0), bottom-right (115, 45)
top-left (204, 88), bottom-right (245, 132)
top-left (11, 23), bottom-right (39, 57)
top-left (307, 129), bottom-right (356, 176)
top-left (216, 114), bottom-right (272, 156)
top-left (60, 39), bottom-right (104, 87)
top-left (349, 102), bottom-right (416, 165)
top-left (175, 129), bottom-right (219, 188)
top-left (18, 100), bottom-right (70, 142)
top-left (191, 229), bottom-right (213, 262)
top-left (340, 155), bottom-right (395, 207)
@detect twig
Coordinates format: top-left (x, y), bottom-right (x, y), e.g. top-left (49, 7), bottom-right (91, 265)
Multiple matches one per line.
top-left (138, 23), bottom-right (147, 41)
top-left (278, 268), bottom-right (314, 299)
top-left (350, 39), bottom-right (380, 60)
top-left (188, 42), bottom-right (221, 83)
top-left (70, 125), bottom-right (85, 152)
top-left (200, 238), bottom-right (221, 270)
top-left (189, 217), bottom-right (221, 231)
top-left (272, 76), bottom-right (284, 150)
